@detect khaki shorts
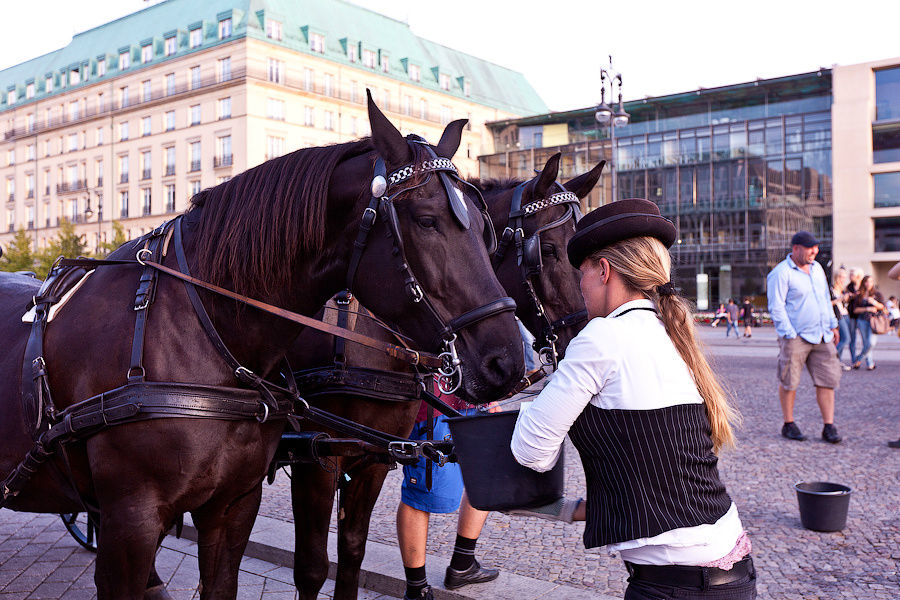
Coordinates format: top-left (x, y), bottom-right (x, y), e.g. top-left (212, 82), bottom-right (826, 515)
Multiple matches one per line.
top-left (777, 336), bottom-right (841, 390)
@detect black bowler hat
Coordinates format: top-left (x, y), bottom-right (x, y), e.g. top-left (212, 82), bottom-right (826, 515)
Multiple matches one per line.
top-left (567, 198), bottom-right (676, 268)
top-left (790, 230), bottom-right (819, 248)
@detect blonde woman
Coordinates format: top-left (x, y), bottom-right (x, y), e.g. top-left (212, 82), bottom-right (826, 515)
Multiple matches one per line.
top-left (511, 200), bottom-right (754, 599)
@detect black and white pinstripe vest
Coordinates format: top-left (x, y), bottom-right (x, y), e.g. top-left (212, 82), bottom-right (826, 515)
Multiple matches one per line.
top-left (569, 402), bottom-right (732, 548)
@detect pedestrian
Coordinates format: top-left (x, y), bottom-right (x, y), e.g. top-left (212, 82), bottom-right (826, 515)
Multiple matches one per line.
top-left (396, 387), bottom-right (500, 600)
top-left (831, 270), bottom-right (853, 370)
top-left (848, 275), bottom-right (885, 371)
top-left (886, 295), bottom-right (900, 334)
top-left (711, 303), bottom-right (727, 328)
top-left (766, 231), bottom-right (842, 443)
top-left (887, 261), bottom-right (900, 449)
top-left (845, 267), bottom-right (864, 367)
top-left (725, 298), bottom-right (741, 339)
top-left (740, 297), bottom-right (754, 338)
top-left (511, 199), bottom-right (756, 599)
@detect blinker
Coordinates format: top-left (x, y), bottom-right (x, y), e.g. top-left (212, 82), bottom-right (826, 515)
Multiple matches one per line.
top-left (443, 174), bottom-right (470, 230)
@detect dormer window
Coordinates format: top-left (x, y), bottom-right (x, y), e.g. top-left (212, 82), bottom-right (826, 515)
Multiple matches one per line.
top-left (382, 55), bottom-right (390, 73)
top-left (26, 83), bottom-right (34, 99)
top-left (119, 51), bottom-right (130, 71)
top-left (70, 69), bottom-right (81, 86)
top-left (97, 59), bottom-right (106, 77)
top-left (165, 36), bottom-right (176, 56)
top-left (45, 76), bottom-right (53, 93)
top-left (310, 32), bottom-right (325, 54)
top-left (464, 80), bottom-right (471, 96)
top-left (218, 18), bottom-right (232, 39)
top-left (409, 64), bottom-right (420, 82)
top-left (266, 20), bottom-right (282, 41)
top-left (7, 90), bottom-right (15, 105)
top-left (440, 73), bottom-right (450, 91)
top-left (362, 49), bottom-right (376, 69)
top-left (348, 45), bottom-right (357, 63)
top-left (190, 28), bottom-right (202, 48)
top-left (141, 44), bottom-right (152, 63)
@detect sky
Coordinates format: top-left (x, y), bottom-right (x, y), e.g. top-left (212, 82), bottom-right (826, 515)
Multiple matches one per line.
top-left (2, 0), bottom-right (899, 113)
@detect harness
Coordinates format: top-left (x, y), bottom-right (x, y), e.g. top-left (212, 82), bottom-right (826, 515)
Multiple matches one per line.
top-left (494, 179), bottom-right (588, 369)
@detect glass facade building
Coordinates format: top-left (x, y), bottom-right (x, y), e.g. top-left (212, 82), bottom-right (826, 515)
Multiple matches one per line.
top-left (480, 71), bottom-right (833, 308)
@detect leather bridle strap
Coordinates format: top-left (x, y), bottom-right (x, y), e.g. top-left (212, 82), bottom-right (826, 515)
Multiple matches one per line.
top-left (447, 297), bottom-right (517, 333)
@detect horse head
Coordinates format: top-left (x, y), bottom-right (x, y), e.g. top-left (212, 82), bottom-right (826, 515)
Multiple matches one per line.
top-left (322, 93), bottom-right (524, 402)
top-left (484, 155), bottom-right (605, 365)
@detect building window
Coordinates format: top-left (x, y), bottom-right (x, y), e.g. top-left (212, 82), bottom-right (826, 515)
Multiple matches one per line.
top-left (440, 106), bottom-right (451, 125)
top-left (142, 80), bottom-right (152, 102)
top-left (439, 73), bottom-right (450, 91)
top-left (190, 66), bottom-right (201, 90)
top-left (324, 111), bottom-right (334, 131)
top-left (190, 104), bottom-right (201, 126)
top-left (874, 126), bottom-right (900, 164)
top-left (218, 18), bottom-right (232, 40)
top-left (165, 73), bottom-right (176, 96)
top-left (26, 83), bottom-right (34, 99)
top-left (97, 59), bottom-right (106, 77)
top-left (70, 69), bottom-right (81, 86)
top-left (119, 190), bottom-right (129, 218)
top-left (348, 45), bottom-right (357, 63)
top-left (215, 135), bottom-right (232, 167)
top-left (189, 28), bottom-right (202, 48)
top-left (218, 97), bottom-right (232, 120)
top-left (97, 126), bottom-right (104, 145)
top-left (141, 188), bottom-right (152, 215)
top-left (267, 59), bottom-right (284, 84)
top-left (874, 172), bottom-right (900, 208)
top-left (6, 178), bottom-right (14, 202)
top-left (69, 100), bottom-right (80, 120)
top-left (118, 155), bottom-right (129, 183)
top-left (26, 144), bottom-right (35, 161)
top-left (6, 209), bottom-right (14, 232)
top-left (464, 81), bottom-right (471, 97)
top-left (382, 55), bottom-right (390, 73)
top-left (68, 133), bottom-right (78, 152)
top-left (362, 49), bottom-right (376, 69)
top-left (190, 141), bottom-right (201, 171)
top-left (118, 51), bottom-right (130, 71)
top-left (875, 216), bottom-right (900, 252)
top-left (382, 90), bottom-right (391, 111)
top-left (266, 135), bottom-right (284, 160)
top-left (95, 160), bottom-right (103, 186)
top-left (351, 116), bottom-right (358, 136)
top-left (403, 95), bottom-right (411, 116)
top-left (876, 67), bottom-right (900, 121)
top-left (141, 116), bottom-right (151, 136)
top-left (310, 32), bottom-right (324, 53)
top-left (190, 180), bottom-right (202, 197)
top-left (45, 75), bottom-right (54, 93)
top-left (26, 174), bottom-right (34, 199)
top-left (141, 151), bottom-right (151, 179)
top-left (303, 68), bottom-right (314, 92)
top-left (6, 149), bottom-right (13, 166)
top-left (266, 20), bottom-right (282, 40)
top-left (165, 147), bottom-right (176, 175)
top-left (164, 36), bottom-right (176, 56)
top-left (304, 106), bottom-right (314, 127)
top-left (119, 86), bottom-right (129, 108)
top-left (323, 73), bottom-right (334, 97)
top-left (165, 184), bottom-right (176, 212)
top-left (267, 98), bottom-right (284, 121)
top-left (419, 98), bottom-right (427, 120)
top-left (141, 44), bottom-right (152, 64)
top-left (119, 121), bottom-right (129, 141)
top-left (218, 57), bottom-right (231, 82)
top-left (26, 114), bottom-right (35, 133)
top-left (165, 110), bottom-right (175, 131)
top-left (350, 81), bottom-right (358, 103)
top-left (409, 64), bottom-right (420, 82)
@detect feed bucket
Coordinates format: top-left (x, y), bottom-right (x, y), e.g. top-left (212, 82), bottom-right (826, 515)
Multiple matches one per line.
top-left (447, 410), bottom-right (563, 512)
top-left (794, 481), bottom-right (852, 532)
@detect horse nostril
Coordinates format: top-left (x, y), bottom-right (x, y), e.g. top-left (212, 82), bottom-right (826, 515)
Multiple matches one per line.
top-left (484, 352), bottom-right (516, 386)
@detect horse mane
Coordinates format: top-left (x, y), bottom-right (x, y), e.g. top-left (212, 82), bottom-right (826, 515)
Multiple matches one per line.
top-left (467, 177), bottom-right (522, 194)
top-left (186, 139), bottom-right (374, 302)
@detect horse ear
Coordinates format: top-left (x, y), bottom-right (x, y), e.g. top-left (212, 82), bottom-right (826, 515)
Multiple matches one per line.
top-left (533, 152), bottom-right (562, 199)
top-left (367, 89), bottom-right (412, 164)
top-left (434, 119), bottom-right (467, 159)
top-left (564, 160), bottom-right (606, 199)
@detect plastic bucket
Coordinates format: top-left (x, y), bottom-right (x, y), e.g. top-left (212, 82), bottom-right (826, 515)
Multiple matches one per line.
top-left (446, 410), bottom-right (564, 511)
top-left (794, 481), bottom-right (852, 532)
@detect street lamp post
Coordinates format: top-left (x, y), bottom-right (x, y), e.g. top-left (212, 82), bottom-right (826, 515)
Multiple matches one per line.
top-left (83, 191), bottom-right (103, 254)
top-left (594, 56), bottom-right (630, 204)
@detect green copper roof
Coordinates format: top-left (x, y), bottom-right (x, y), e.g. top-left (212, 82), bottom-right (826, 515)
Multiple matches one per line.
top-left (1, 0), bottom-right (547, 116)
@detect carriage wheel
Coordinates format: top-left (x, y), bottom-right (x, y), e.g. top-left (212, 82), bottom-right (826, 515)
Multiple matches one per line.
top-left (59, 513), bottom-right (98, 552)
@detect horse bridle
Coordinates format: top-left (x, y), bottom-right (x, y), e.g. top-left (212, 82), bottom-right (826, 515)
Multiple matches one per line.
top-left (494, 179), bottom-right (588, 369)
top-left (345, 136), bottom-right (514, 393)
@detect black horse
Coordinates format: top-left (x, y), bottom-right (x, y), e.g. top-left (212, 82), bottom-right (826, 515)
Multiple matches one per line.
top-left (0, 94), bottom-right (524, 600)
top-left (287, 154), bottom-right (605, 599)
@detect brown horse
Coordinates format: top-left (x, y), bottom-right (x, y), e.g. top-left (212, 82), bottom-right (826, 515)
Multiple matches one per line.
top-left (287, 154), bottom-right (605, 600)
top-left (0, 95), bottom-right (524, 600)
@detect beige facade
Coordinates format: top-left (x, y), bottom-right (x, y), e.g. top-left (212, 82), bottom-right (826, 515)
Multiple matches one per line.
top-left (833, 57), bottom-right (900, 297)
top-left (1, 35), bottom-right (523, 255)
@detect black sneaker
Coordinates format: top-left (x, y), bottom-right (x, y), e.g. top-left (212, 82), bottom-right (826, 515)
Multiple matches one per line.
top-left (444, 560), bottom-right (499, 590)
top-left (822, 424), bottom-right (842, 444)
top-left (403, 585), bottom-right (434, 600)
top-left (888, 439), bottom-right (900, 449)
top-left (781, 422), bottom-right (807, 441)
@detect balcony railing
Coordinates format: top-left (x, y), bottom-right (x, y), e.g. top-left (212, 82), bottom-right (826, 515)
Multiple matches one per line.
top-left (97, 177), bottom-right (103, 187)
top-left (165, 164), bottom-right (175, 176)
top-left (120, 173), bottom-right (129, 184)
top-left (56, 180), bottom-right (88, 194)
top-left (142, 205), bottom-right (152, 216)
top-left (213, 155), bottom-right (233, 168)
top-left (141, 169), bottom-right (152, 180)
top-left (26, 190), bottom-right (34, 199)
top-left (7, 194), bottom-right (13, 202)
top-left (43, 187), bottom-right (49, 196)
top-left (189, 160), bottom-right (201, 172)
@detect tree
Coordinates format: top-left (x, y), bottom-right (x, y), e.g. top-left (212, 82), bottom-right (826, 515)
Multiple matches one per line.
top-left (0, 228), bottom-right (36, 273)
top-left (35, 218), bottom-right (89, 279)
top-left (98, 220), bottom-right (127, 257)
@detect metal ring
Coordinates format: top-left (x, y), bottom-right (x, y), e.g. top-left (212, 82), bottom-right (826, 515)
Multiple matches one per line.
top-left (256, 402), bottom-right (270, 423)
top-left (135, 248), bottom-right (152, 265)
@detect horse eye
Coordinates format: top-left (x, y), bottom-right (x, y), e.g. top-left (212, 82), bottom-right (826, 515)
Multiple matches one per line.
top-left (416, 216), bottom-right (437, 229)
top-left (541, 243), bottom-right (557, 258)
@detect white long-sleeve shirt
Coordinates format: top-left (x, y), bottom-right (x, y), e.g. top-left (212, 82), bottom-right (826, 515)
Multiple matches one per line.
top-left (510, 298), bottom-right (743, 565)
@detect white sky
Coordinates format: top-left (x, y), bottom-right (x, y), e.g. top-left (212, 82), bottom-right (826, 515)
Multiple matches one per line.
top-left (2, 0), bottom-right (899, 113)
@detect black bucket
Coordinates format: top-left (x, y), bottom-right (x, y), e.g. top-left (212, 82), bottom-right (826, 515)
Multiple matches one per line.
top-left (446, 410), bottom-right (564, 512)
top-left (795, 481), bottom-right (852, 532)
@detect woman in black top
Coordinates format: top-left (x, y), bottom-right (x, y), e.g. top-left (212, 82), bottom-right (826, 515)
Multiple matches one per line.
top-left (849, 275), bottom-right (884, 370)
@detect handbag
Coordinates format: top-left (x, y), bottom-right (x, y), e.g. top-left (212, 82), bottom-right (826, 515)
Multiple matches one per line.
top-left (871, 312), bottom-right (890, 335)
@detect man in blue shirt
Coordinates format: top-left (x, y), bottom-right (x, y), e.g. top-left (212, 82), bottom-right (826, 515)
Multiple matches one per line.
top-left (767, 231), bottom-right (842, 443)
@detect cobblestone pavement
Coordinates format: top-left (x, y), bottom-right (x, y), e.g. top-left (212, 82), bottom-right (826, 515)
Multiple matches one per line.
top-left (260, 327), bottom-right (900, 599)
top-left (0, 510), bottom-right (399, 600)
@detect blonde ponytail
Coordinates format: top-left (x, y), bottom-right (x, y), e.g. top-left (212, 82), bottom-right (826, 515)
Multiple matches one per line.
top-left (587, 237), bottom-right (739, 452)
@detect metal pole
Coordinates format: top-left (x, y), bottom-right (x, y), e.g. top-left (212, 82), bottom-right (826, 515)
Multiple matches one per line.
top-left (610, 118), bottom-right (617, 203)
